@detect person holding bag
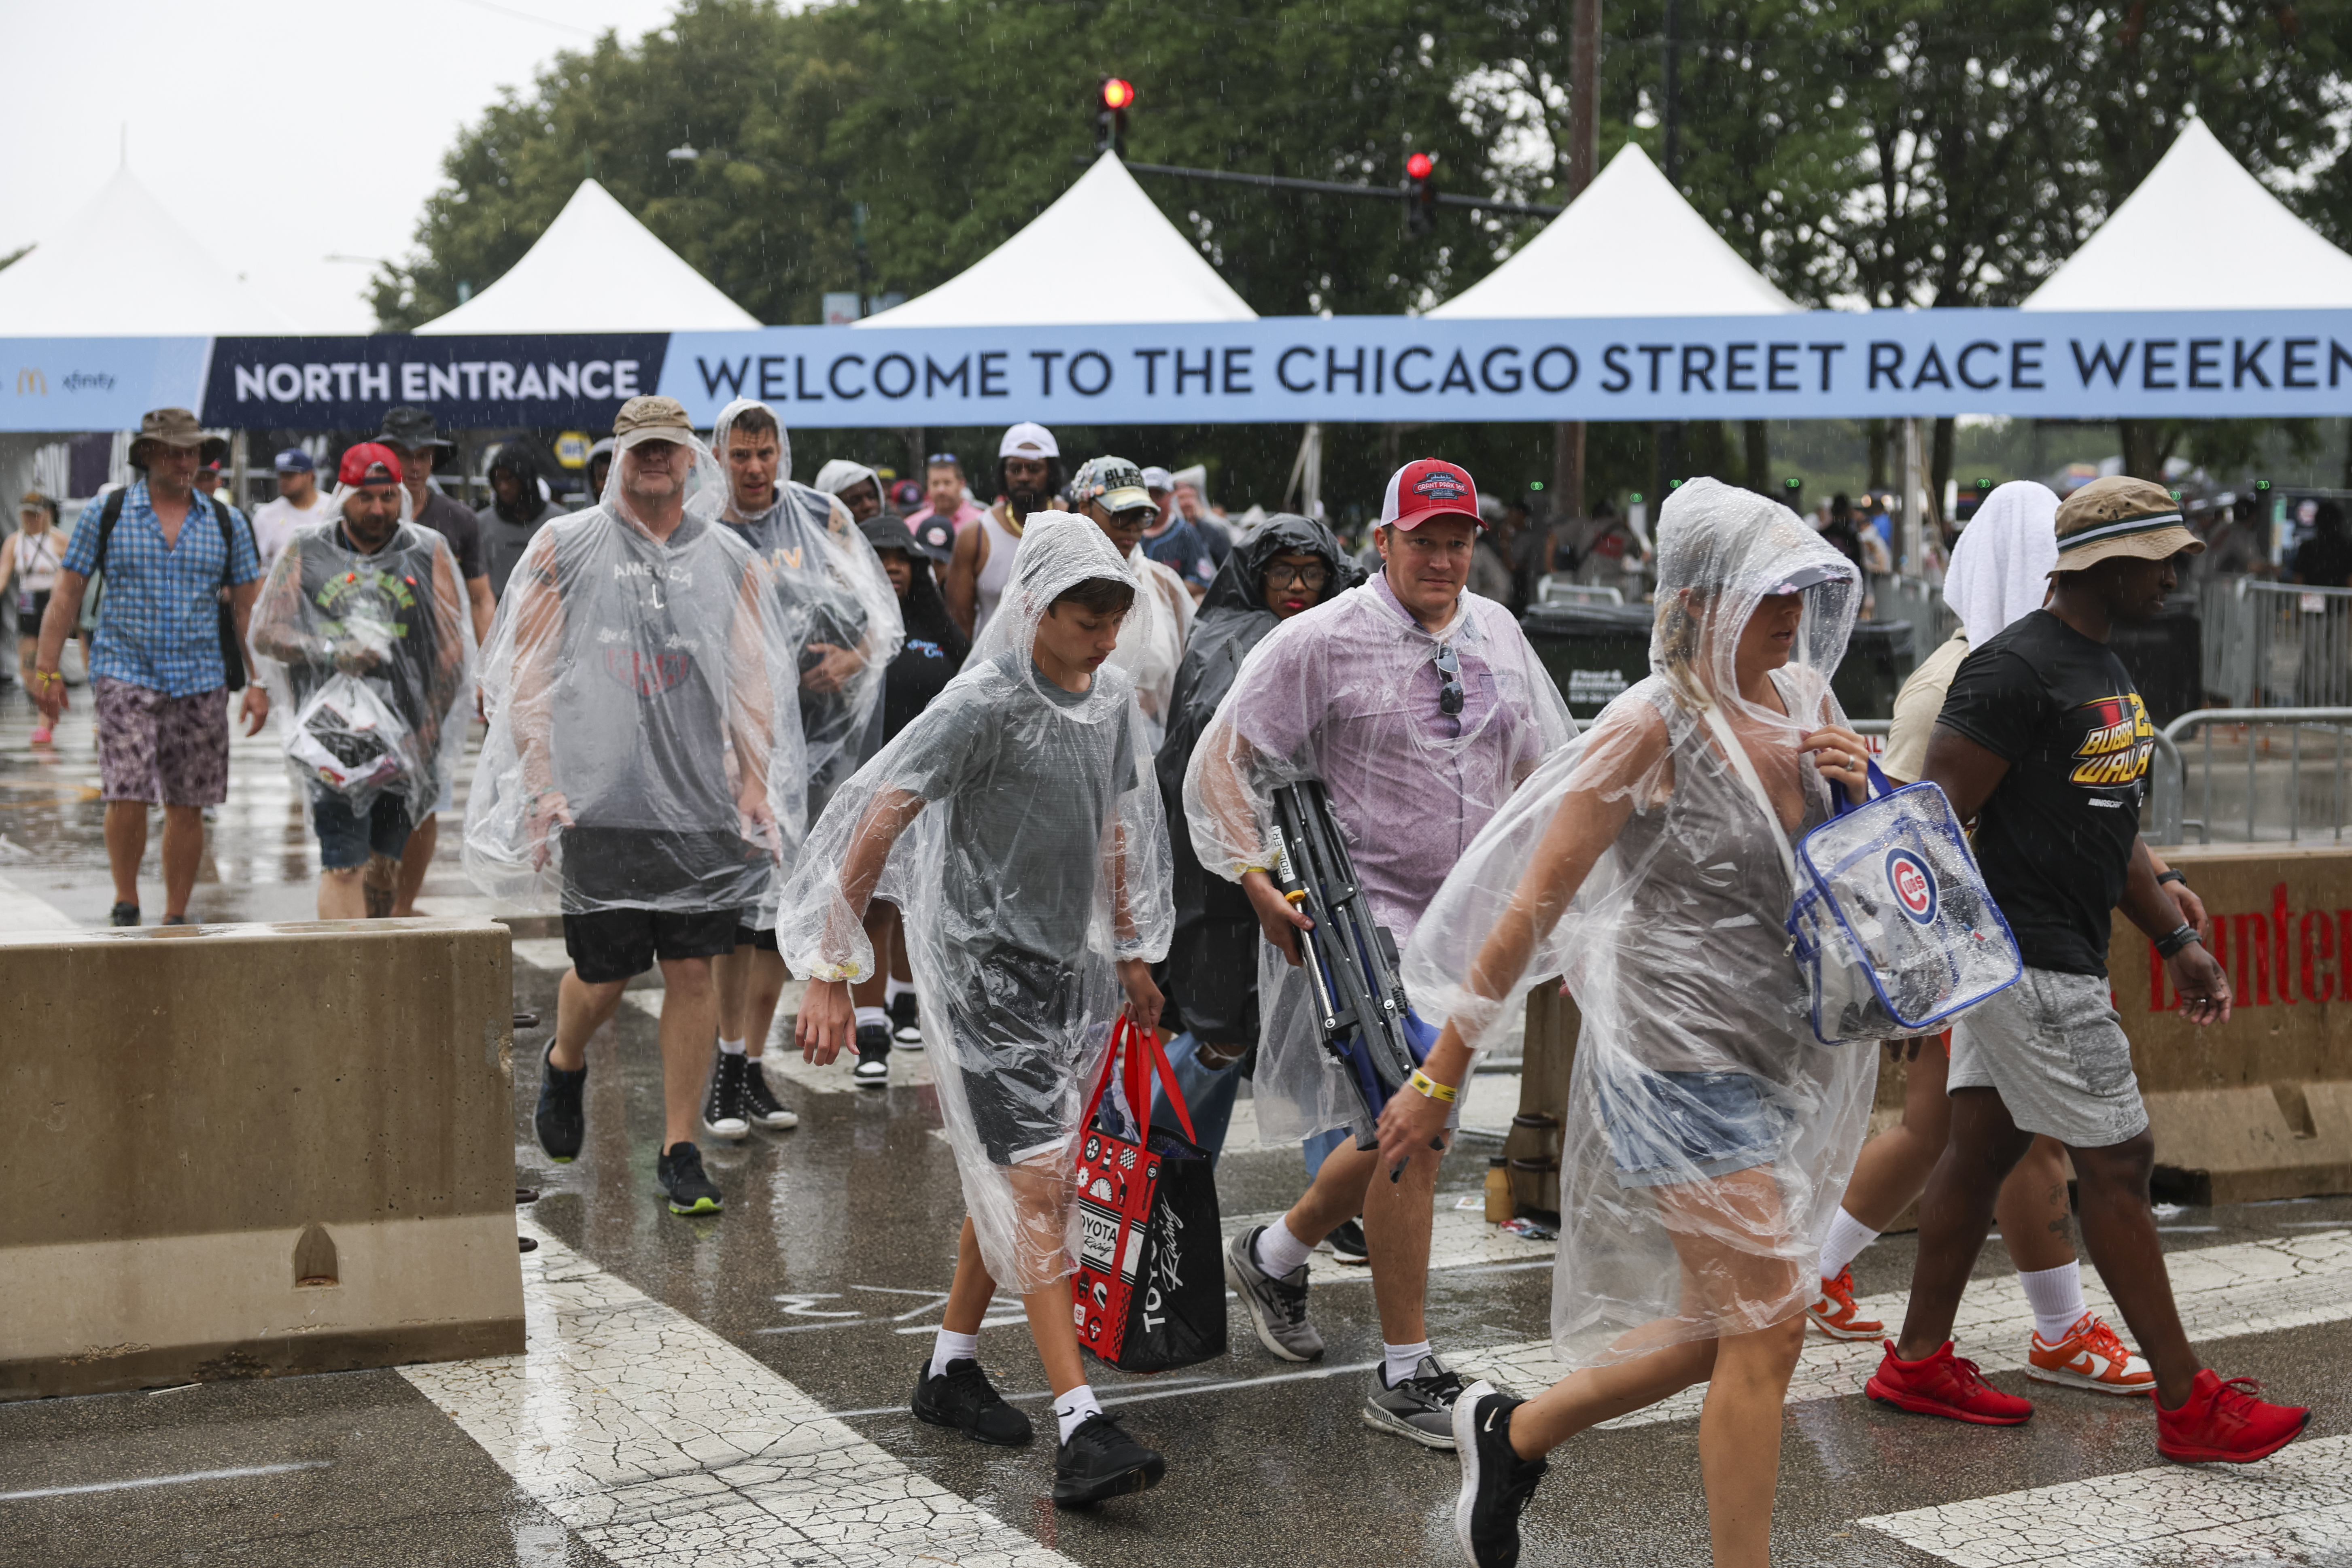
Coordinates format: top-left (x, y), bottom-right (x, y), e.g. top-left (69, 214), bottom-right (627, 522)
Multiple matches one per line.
top-left (1379, 479), bottom-right (1874, 1568)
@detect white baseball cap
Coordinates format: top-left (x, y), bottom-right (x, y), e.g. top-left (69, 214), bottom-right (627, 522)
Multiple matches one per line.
top-left (999, 421), bottom-right (1059, 459)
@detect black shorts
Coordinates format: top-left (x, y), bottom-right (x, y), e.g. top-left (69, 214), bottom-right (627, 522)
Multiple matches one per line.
top-left (948, 946), bottom-right (1091, 1167)
top-left (15, 592), bottom-right (49, 639)
top-left (732, 923), bottom-right (779, 952)
top-left (560, 824), bottom-right (769, 916)
top-left (1162, 917), bottom-right (1261, 1050)
top-left (563, 907), bottom-right (737, 984)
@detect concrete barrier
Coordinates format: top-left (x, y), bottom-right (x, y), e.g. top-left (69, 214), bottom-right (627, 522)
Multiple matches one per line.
top-left (0, 918), bottom-right (522, 1400)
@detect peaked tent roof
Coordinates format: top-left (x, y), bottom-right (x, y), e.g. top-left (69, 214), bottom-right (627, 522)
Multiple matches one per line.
top-left (0, 167), bottom-right (298, 336)
top-left (2024, 119), bottom-right (2352, 310)
top-left (857, 152), bottom-right (1257, 327)
top-left (1430, 143), bottom-right (1798, 318)
top-left (415, 179), bottom-right (760, 334)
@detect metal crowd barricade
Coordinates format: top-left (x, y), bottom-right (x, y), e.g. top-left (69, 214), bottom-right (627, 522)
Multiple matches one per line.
top-left (2201, 577), bottom-right (2352, 709)
top-left (1873, 577), bottom-right (1960, 663)
top-left (2150, 708), bottom-right (2352, 847)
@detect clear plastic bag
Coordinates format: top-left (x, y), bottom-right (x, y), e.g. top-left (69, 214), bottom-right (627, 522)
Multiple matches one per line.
top-left (286, 672), bottom-right (425, 806)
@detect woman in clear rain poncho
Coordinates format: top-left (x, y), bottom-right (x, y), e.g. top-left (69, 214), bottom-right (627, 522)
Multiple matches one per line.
top-left (1379, 478), bottom-right (1876, 1568)
top-left (465, 396), bottom-right (807, 1218)
top-left (786, 513), bottom-right (1175, 1502)
top-left (247, 442), bottom-right (474, 919)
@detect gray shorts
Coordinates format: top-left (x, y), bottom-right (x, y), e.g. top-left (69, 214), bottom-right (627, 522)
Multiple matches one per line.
top-left (1947, 967), bottom-right (2149, 1149)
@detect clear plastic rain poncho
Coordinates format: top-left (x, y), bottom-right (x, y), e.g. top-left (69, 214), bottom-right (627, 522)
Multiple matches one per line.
top-left (1183, 540), bottom-right (1579, 1141)
top-left (779, 513), bottom-right (1173, 1290)
top-left (463, 428), bottom-right (808, 916)
top-left (1401, 477), bottom-right (1877, 1368)
top-left (247, 504), bottom-right (475, 821)
top-left (703, 401), bottom-right (902, 830)
top-left (1105, 545), bottom-right (1195, 752)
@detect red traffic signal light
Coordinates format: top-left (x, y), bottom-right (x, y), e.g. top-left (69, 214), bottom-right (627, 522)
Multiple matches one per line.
top-left (1405, 152), bottom-right (1433, 181)
top-left (1101, 78), bottom-right (1136, 111)
top-left (1404, 152), bottom-right (1436, 237)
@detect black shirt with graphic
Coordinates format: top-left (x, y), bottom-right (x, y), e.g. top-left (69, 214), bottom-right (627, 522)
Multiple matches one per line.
top-left (1936, 609), bottom-right (2154, 976)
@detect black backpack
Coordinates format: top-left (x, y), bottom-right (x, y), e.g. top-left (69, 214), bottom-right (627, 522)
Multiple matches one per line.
top-left (90, 487), bottom-right (250, 693)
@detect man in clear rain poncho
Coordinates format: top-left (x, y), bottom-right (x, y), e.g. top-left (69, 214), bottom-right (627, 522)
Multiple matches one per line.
top-left (785, 514), bottom-right (1175, 1509)
top-left (1069, 454), bottom-right (1196, 751)
top-left (465, 395), bottom-right (805, 1219)
top-left (248, 441), bottom-right (473, 920)
top-left (699, 399), bottom-right (900, 1129)
top-left (1184, 458), bottom-right (1577, 1446)
top-left (1374, 479), bottom-right (1878, 1568)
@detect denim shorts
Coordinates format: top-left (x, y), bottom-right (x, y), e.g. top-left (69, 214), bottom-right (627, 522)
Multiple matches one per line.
top-left (313, 792), bottom-right (415, 870)
top-left (1597, 1067), bottom-right (1784, 1188)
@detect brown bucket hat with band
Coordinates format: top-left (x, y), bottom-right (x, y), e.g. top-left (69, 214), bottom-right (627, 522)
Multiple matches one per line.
top-left (2051, 475), bottom-right (2205, 572)
top-left (129, 407), bottom-right (229, 468)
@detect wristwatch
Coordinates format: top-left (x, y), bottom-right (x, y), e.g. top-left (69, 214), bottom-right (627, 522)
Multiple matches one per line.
top-left (2155, 923), bottom-right (2200, 960)
top-left (2155, 869), bottom-right (2187, 889)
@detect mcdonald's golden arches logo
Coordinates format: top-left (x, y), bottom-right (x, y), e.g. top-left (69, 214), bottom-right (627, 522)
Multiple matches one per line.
top-left (15, 368), bottom-right (47, 396)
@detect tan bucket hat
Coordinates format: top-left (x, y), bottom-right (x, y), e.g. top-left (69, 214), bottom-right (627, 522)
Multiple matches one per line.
top-left (611, 395), bottom-right (697, 455)
top-left (129, 407), bottom-right (229, 468)
top-left (2051, 476), bottom-right (2205, 572)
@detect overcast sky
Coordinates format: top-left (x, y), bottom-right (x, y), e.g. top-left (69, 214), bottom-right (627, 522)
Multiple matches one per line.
top-left (4, 0), bottom-right (684, 331)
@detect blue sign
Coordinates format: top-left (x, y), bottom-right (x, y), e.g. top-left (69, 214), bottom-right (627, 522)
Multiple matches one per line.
top-left (0, 337), bottom-right (212, 433)
top-left (199, 333), bottom-right (669, 429)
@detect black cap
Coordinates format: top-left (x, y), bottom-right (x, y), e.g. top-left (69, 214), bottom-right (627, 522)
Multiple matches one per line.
top-left (860, 512), bottom-right (954, 565)
top-left (375, 406), bottom-right (452, 452)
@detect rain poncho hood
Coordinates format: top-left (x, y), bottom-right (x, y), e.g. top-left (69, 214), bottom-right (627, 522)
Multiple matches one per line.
top-left (247, 512), bottom-right (475, 821)
top-left (1159, 512), bottom-right (1361, 928)
top-left (462, 426), bottom-right (809, 915)
top-left (1947, 480), bottom-right (2059, 646)
top-left (1182, 537), bottom-right (1578, 1140)
top-left (702, 399), bottom-right (902, 848)
top-left (812, 458), bottom-right (882, 507)
top-left (1401, 476), bottom-right (1873, 1367)
top-left (778, 512), bottom-right (1172, 1290)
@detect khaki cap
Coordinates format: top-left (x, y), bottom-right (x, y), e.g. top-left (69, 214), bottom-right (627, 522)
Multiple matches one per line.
top-left (2052, 476), bottom-right (2205, 571)
top-left (611, 395), bottom-right (696, 454)
top-left (129, 407), bottom-right (228, 467)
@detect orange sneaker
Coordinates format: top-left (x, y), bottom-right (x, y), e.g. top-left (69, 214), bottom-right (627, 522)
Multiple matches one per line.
top-left (2027, 1313), bottom-right (2155, 1396)
top-left (1807, 1265), bottom-right (1885, 1341)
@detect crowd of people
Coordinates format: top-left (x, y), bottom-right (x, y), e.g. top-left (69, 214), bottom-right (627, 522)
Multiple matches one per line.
top-left (3, 397), bottom-right (2311, 1551)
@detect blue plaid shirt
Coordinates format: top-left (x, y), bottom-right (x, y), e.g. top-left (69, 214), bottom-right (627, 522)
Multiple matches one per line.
top-left (63, 480), bottom-right (261, 697)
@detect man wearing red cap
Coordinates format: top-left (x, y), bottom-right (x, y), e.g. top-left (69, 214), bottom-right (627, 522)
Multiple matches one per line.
top-left (1184, 458), bottom-right (1577, 1444)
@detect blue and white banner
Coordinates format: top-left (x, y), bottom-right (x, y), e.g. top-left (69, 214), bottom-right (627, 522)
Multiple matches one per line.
top-left (4, 310), bottom-right (2352, 433)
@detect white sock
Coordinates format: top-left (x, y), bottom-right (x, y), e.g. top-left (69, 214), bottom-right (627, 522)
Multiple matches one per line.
top-left (717, 1035), bottom-right (746, 1056)
top-left (854, 1005), bottom-right (890, 1030)
top-left (1252, 1218), bottom-right (1314, 1279)
top-left (885, 975), bottom-right (914, 1005)
top-left (2018, 1261), bottom-right (2089, 1344)
top-left (1053, 1383), bottom-right (1102, 1443)
top-left (1383, 1340), bottom-right (1433, 1387)
top-left (928, 1328), bottom-right (979, 1380)
top-left (1819, 1208), bottom-right (1880, 1281)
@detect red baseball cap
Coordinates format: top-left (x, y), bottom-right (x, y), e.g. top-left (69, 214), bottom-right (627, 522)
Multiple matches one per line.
top-left (338, 442), bottom-right (404, 488)
top-left (1380, 458), bottom-right (1484, 531)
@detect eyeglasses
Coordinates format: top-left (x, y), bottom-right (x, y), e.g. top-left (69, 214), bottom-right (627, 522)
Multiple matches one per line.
top-left (1264, 562), bottom-right (1329, 589)
top-left (1432, 642), bottom-right (1464, 716)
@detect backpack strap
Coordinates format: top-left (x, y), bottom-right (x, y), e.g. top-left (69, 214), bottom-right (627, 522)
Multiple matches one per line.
top-left (91, 485), bottom-right (128, 579)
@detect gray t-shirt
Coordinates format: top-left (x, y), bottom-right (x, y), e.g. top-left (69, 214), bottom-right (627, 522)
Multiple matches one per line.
top-left (890, 651), bottom-right (1140, 962)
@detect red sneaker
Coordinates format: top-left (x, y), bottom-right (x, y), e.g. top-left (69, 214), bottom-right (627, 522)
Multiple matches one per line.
top-left (1807, 1266), bottom-right (1885, 1341)
top-left (2156, 1370), bottom-right (2310, 1464)
top-left (1866, 1341), bottom-right (2034, 1426)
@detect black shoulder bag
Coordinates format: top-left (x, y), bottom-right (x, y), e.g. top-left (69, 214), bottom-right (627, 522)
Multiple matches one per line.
top-left (91, 489), bottom-right (249, 693)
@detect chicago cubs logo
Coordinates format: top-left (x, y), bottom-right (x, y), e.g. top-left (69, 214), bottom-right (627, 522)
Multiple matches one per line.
top-left (604, 648), bottom-right (692, 695)
top-left (1885, 848), bottom-right (1938, 926)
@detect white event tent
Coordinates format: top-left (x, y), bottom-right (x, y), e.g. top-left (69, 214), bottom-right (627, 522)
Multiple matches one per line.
top-left (2024, 118), bottom-right (2352, 310)
top-left (416, 179), bottom-right (760, 334)
top-left (0, 168), bottom-right (297, 337)
top-left (857, 152), bottom-right (1257, 327)
top-left (1431, 143), bottom-right (1799, 318)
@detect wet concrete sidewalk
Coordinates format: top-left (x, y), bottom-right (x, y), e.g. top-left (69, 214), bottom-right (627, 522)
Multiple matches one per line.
top-left (4, 683), bottom-right (2351, 1567)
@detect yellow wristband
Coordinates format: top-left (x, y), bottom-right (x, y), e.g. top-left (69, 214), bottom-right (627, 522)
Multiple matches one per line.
top-left (1408, 1068), bottom-right (1457, 1104)
top-left (30, 670), bottom-right (61, 687)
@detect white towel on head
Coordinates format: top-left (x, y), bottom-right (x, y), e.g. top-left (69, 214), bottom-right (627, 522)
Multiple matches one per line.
top-left (1947, 480), bottom-right (2059, 646)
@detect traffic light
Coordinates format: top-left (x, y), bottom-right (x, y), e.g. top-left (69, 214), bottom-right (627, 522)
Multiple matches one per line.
top-left (1405, 151), bottom-right (1436, 237)
top-left (1097, 77), bottom-right (1134, 156)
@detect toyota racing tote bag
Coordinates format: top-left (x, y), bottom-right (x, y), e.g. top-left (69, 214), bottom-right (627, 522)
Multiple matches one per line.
top-left (1072, 1019), bottom-right (1227, 1373)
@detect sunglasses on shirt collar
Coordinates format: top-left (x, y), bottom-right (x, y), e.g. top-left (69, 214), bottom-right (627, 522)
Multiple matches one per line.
top-left (1432, 642), bottom-right (1464, 716)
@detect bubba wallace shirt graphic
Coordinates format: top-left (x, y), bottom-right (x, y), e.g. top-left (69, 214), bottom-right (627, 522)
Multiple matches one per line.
top-left (1936, 609), bottom-right (2152, 977)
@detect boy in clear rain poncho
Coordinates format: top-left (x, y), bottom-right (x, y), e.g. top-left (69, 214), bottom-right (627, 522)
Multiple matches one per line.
top-left (1184, 458), bottom-right (1577, 1446)
top-left (1378, 479), bottom-right (1875, 1568)
top-left (248, 441), bottom-right (474, 920)
top-left (697, 399), bottom-right (901, 1129)
top-left (465, 395), bottom-right (806, 1220)
top-left (785, 513), bottom-right (1176, 1509)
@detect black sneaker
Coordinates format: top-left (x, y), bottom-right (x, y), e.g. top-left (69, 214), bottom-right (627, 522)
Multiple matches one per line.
top-left (702, 1049), bottom-right (749, 1140)
top-left (1053, 1410), bottom-right (1165, 1509)
top-left (534, 1043), bottom-right (586, 1163)
top-left (1363, 1352), bottom-right (1467, 1449)
top-left (889, 991), bottom-right (923, 1047)
top-left (1453, 1379), bottom-right (1549, 1568)
top-left (1325, 1218), bottom-right (1369, 1265)
top-left (108, 902), bottom-right (140, 927)
top-left (743, 1060), bottom-right (800, 1129)
top-left (656, 1141), bottom-right (723, 1216)
top-left (852, 1022), bottom-right (891, 1088)
top-left (1225, 1226), bottom-right (1324, 1362)
top-left (912, 1357), bottom-right (1032, 1447)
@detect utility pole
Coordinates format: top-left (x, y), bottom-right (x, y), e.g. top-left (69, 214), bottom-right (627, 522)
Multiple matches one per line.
top-left (1553, 0), bottom-right (1600, 527)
